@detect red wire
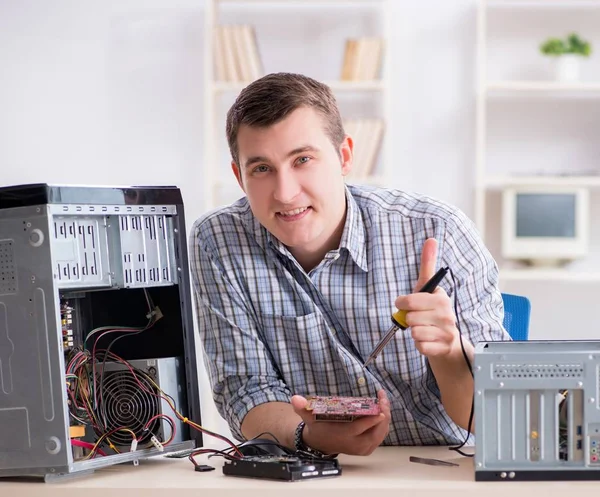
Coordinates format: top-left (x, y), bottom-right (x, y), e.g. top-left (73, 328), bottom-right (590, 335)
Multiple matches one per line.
top-left (143, 413), bottom-right (176, 446)
top-left (92, 327), bottom-right (149, 407)
top-left (102, 351), bottom-right (243, 456)
top-left (73, 347), bottom-right (242, 458)
top-left (71, 439), bottom-right (107, 457)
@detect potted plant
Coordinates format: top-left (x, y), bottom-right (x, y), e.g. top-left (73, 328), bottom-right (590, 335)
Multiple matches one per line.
top-left (540, 33), bottom-right (592, 82)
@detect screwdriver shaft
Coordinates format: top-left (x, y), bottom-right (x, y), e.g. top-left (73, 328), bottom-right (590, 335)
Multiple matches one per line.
top-left (363, 324), bottom-right (399, 367)
top-left (362, 266), bottom-right (450, 368)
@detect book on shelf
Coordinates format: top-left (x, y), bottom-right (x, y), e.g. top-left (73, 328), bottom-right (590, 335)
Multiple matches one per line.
top-left (340, 37), bottom-right (385, 81)
top-left (214, 25), bottom-right (263, 83)
top-left (344, 118), bottom-right (385, 180)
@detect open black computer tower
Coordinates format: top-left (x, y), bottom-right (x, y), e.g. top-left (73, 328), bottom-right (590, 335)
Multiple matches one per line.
top-left (0, 184), bottom-right (202, 481)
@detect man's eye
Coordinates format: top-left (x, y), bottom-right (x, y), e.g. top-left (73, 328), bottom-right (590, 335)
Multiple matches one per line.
top-left (296, 156), bottom-right (310, 165)
top-left (253, 165), bottom-right (269, 173)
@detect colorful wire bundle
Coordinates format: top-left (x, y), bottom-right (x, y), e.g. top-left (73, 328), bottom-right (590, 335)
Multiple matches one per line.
top-left (66, 289), bottom-right (242, 460)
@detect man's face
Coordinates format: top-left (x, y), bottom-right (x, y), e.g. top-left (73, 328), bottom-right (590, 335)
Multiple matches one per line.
top-left (232, 106), bottom-right (353, 264)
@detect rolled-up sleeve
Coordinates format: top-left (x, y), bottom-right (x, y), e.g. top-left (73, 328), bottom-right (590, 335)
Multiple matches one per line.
top-left (189, 220), bottom-right (291, 441)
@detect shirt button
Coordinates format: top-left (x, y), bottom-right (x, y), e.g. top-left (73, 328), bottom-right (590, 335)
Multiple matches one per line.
top-left (357, 377), bottom-right (366, 386)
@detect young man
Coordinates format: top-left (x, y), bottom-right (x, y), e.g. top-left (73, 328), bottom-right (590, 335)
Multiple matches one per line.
top-left (189, 73), bottom-right (509, 457)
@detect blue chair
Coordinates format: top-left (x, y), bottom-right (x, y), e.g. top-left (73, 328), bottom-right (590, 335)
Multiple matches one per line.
top-left (501, 293), bottom-right (531, 341)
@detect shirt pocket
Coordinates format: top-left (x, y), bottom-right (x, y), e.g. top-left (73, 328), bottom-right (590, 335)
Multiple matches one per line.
top-left (258, 312), bottom-right (345, 394)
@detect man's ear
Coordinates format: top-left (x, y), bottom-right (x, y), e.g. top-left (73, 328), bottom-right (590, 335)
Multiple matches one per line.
top-left (231, 161), bottom-right (245, 192)
top-left (340, 135), bottom-right (354, 177)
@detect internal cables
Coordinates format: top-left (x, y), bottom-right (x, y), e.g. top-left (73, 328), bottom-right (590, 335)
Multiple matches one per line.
top-left (66, 348), bottom-right (145, 457)
top-left (66, 288), bottom-right (244, 461)
top-left (71, 344), bottom-right (246, 456)
top-left (87, 288), bottom-right (160, 413)
top-left (187, 433), bottom-right (293, 471)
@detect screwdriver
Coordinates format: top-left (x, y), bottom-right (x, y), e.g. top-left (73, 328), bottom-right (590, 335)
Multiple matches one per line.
top-left (363, 266), bottom-right (450, 368)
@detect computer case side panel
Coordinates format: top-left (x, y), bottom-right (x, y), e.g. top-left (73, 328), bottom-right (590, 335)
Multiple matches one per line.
top-left (475, 340), bottom-right (600, 481)
top-left (171, 205), bottom-right (202, 447)
top-left (0, 205), bottom-right (71, 476)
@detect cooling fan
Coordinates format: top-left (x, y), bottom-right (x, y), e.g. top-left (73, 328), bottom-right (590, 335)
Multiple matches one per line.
top-left (95, 357), bottom-right (187, 448)
top-left (99, 368), bottom-right (161, 445)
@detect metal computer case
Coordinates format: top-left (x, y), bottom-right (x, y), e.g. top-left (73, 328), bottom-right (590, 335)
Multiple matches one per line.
top-left (0, 184), bottom-right (202, 481)
top-left (475, 340), bottom-right (600, 481)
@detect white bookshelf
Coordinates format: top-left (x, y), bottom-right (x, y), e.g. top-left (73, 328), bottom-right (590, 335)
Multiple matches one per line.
top-left (485, 175), bottom-right (600, 188)
top-left (500, 268), bottom-right (600, 282)
top-left (486, 81), bottom-right (600, 93)
top-left (485, 0), bottom-right (600, 9)
top-left (475, 0), bottom-right (600, 282)
top-left (217, 0), bottom-right (385, 3)
top-left (203, 0), bottom-right (391, 211)
top-left (212, 80), bottom-right (387, 94)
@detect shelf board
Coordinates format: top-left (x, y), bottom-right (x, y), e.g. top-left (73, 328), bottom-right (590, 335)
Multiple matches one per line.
top-left (213, 80), bottom-right (385, 94)
top-left (215, 177), bottom-right (386, 190)
top-left (486, 81), bottom-right (600, 95)
top-left (346, 175), bottom-right (385, 187)
top-left (485, 175), bottom-right (600, 188)
top-left (217, 0), bottom-right (385, 3)
top-left (500, 268), bottom-right (600, 282)
top-left (214, 179), bottom-right (240, 190)
top-left (485, 0), bottom-right (600, 9)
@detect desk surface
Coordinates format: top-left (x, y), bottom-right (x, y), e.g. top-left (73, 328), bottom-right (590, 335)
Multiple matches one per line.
top-left (1, 446), bottom-right (597, 497)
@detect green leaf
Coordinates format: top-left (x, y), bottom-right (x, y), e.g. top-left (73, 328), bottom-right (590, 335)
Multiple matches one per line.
top-left (540, 33), bottom-right (592, 57)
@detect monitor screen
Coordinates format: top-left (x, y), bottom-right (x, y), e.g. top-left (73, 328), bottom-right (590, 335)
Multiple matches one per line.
top-left (502, 186), bottom-right (589, 265)
top-left (516, 193), bottom-right (576, 238)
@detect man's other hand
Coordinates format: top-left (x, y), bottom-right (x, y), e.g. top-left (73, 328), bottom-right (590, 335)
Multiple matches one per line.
top-left (290, 389), bottom-right (391, 456)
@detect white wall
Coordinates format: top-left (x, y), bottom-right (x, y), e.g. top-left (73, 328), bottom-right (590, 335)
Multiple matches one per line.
top-left (0, 0), bottom-right (206, 215)
top-left (0, 0), bottom-right (221, 442)
top-left (1, 0), bottom-right (598, 445)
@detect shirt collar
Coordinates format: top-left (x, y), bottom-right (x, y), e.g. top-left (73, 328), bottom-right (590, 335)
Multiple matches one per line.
top-left (340, 185), bottom-right (368, 272)
top-left (252, 186), bottom-right (368, 272)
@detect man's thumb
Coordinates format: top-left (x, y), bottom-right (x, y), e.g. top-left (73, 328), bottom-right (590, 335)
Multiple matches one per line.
top-left (414, 238), bottom-right (438, 292)
top-left (290, 395), bottom-right (313, 423)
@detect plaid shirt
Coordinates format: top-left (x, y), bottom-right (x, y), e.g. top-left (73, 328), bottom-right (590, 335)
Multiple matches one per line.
top-left (189, 185), bottom-right (509, 445)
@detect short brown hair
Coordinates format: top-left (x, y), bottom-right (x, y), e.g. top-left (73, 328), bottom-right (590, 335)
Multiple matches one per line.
top-left (226, 73), bottom-right (345, 166)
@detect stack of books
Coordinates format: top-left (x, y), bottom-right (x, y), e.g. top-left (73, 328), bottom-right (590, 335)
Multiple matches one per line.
top-left (340, 37), bottom-right (385, 81)
top-left (344, 118), bottom-right (385, 180)
top-left (213, 25), bottom-right (263, 82)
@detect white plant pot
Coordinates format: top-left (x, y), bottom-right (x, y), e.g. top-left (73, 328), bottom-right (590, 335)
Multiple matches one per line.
top-left (554, 55), bottom-right (581, 82)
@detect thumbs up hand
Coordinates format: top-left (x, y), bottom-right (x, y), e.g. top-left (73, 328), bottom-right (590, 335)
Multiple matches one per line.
top-left (412, 238), bottom-right (439, 293)
top-left (394, 238), bottom-right (459, 358)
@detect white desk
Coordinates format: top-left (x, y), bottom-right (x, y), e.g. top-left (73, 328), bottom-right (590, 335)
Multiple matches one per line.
top-left (1, 446), bottom-right (597, 497)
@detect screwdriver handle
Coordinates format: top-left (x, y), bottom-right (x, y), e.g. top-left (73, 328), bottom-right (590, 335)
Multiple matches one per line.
top-left (391, 309), bottom-right (409, 330)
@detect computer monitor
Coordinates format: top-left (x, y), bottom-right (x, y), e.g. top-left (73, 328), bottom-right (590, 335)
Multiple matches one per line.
top-left (502, 185), bottom-right (590, 267)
